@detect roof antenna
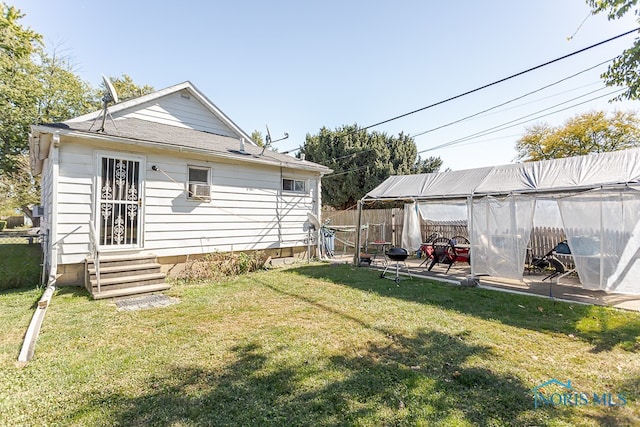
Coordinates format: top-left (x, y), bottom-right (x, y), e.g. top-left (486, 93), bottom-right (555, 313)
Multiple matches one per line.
top-left (90, 74), bottom-right (120, 132)
top-left (261, 124), bottom-right (289, 155)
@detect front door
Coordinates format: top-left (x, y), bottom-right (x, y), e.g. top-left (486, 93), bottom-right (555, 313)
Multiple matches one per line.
top-left (97, 154), bottom-right (144, 248)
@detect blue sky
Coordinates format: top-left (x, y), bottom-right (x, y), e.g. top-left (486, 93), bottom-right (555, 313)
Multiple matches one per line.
top-left (14, 0), bottom-right (640, 171)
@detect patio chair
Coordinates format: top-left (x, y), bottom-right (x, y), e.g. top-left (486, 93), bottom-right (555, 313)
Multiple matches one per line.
top-left (528, 240), bottom-right (573, 297)
top-left (426, 237), bottom-right (466, 273)
top-left (528, 240), bottom-right (570, 277)
top-left (417, 232), bottom-right (439, 267)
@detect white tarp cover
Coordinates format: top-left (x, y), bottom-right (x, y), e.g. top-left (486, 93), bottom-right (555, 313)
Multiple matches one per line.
top-left (402, 202), bottom-right (423, 251)
top-left (558, 189), bottom-right (640, 295)
top-left (366, 167), bottom-right (493, 199)
top-left (470, 196), bottom-right (535, 280)
top-left (364, 148), bottom-right (640, 200)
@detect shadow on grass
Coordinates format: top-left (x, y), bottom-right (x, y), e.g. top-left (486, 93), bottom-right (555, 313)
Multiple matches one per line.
top-left (291, 264), bottom-right (640, 354)
top-left (53, 286), bottom-right (92, 300)
top-left (74, 330), bottom-right (556, 426)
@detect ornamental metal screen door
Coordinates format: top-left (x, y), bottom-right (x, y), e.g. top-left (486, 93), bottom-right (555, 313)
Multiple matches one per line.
top-left (98, 156), bottom-right (142, 247)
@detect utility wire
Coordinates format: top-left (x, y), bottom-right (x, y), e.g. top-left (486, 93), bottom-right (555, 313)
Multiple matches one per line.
top-left (325, 88), bottom-right (624, 178)
top-left (418, 88), bottom-right (625, 153)
top-left (329, 58), bottom-right (619, 163)
top-left (409, 58), bottom-right (614, 138)
top-left (357, 28), bottom-right (639, 132)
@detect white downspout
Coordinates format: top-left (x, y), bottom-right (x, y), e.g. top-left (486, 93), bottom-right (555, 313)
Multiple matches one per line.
top-left (18, 134), bottom-right (60, 363)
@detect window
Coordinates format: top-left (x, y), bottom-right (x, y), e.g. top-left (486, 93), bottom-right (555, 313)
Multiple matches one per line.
top-left (283, 178), bottom-right (306, 193)
top-left (187, 166), bottom-right (211, 200)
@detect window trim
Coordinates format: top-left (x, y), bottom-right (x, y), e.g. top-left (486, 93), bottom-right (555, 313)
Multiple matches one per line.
top-left (282, 177), bottom-right (307, 194)
top-left (187, 165), bottom-right (211, 201)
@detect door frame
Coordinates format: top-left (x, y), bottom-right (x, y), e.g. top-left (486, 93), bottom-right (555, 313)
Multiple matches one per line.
top-left (93, 151), bottom-right (146, 251)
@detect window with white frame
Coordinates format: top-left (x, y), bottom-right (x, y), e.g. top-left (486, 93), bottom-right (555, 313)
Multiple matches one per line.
top-left (187, 166), bottom-right (211, 200)
top-left (282, 178), bottom-right (307, 193)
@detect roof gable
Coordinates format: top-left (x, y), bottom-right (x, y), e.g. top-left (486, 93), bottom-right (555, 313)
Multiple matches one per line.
top-left (67, 81), bottom-right (254, 143)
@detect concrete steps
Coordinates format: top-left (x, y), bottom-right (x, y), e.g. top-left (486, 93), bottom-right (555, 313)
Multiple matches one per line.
top-left (85, 253), bottom-right (169, 299)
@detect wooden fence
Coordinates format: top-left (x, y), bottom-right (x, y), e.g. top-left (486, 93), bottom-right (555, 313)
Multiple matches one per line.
top-left (321, 207), bottom-right (576, 268)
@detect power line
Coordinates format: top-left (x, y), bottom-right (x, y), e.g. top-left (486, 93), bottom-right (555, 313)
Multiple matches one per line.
top-left (418, 88), bottom-right (625, 154)
top-left (409, 58), bottom-right (615, 138)
top-left (325, 89), bottom-right (623, 178)
top-left (357, 28), bottom-right (639, 132)
top-left (329, 59), bottom-right (620, 163)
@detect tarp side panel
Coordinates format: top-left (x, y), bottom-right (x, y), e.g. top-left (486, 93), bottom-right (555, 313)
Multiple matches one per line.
top-left (559, 189), bottom-right (640, 295)
top-left (417, 202), bottom-right (468, 221)
top-left (470, 196), bottom-right (534, 280)
top-left (401, 202), bottom-right (423, 251)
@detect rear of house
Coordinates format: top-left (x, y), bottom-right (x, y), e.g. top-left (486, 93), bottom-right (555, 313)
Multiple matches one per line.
top-left (29, 81), bottom-right (330, 298)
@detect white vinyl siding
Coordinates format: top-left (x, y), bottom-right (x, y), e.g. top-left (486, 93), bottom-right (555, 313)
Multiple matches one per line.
top-left (50, 138), bottom-right (319, 266)
top-left (116, 91), bottom-right (236, 136)
top-left (55, 145), bottom-right (96, 264)
top-left (144, 160), bottom-right (315, 255)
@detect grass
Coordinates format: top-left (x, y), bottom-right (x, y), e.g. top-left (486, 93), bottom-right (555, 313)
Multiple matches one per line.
top-left (0, 236), bottom-right (42, 290)
top-left (1, 263), bottom-right (639, 426)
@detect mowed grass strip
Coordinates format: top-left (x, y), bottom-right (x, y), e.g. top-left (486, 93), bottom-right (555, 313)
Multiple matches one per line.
top-left (1, 263), bottom-right (639, 426)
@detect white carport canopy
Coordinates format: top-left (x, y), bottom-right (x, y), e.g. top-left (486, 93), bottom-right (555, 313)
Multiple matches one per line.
top-left (359, 148), bottom-right (640, 295)
top-left (366, 148), bottom-right (640, 200)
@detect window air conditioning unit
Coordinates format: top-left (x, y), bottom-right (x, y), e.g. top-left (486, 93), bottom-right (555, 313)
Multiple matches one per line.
top-left (189, 184), bottom-right (211, 200)
top-left (33, 205), bottom-right (44, 217)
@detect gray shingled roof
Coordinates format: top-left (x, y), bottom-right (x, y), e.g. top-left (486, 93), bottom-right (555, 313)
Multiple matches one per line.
top-left (45, 117), bottom-right (330, 173)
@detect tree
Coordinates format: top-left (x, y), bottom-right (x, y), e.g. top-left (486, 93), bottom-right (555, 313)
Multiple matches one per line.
top-left (301, 124), bottom-right (442, 209)
top-left (0, 3), bottom-right (43, 173)
top-left (106, 74), bottom-right (154, 102)
top-left (251, 130), bottom-right (265, 147)
top-left (0, 152), bottom-right (39, 217)
top-left (35, 48), bottom-right (97, 124)
top-left (1, 5), bottom-right (153, 220)
top-left (587, 0), bottom-right (640, 100)
top-left (516, 110), bottom-right (640, 161)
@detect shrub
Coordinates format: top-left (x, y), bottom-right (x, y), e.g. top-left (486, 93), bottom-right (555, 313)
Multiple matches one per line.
top-left (175, 251), bottom-right (269, 283)
top-left (0, 220), bottom-right (6, 231)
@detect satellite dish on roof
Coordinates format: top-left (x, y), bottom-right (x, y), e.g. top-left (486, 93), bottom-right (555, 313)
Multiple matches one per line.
top-left (261, 124), bottom-right (289, 156)
top-left (102, 74), bottom-right (119, 104)
top-left (91, 74), bottom-right (120, 132)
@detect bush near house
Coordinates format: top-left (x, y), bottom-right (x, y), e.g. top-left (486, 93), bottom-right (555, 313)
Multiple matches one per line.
top-left (175, 251), bottom-right (269, 283)
top-left (0, 220), bottom-right (6, 231)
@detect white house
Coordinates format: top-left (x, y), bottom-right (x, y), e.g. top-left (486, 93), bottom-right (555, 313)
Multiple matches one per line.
top-left (29, 81), bottom-right (331, 298)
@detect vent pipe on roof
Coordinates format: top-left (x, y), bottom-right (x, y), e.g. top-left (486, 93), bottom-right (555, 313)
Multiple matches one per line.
top-left (239, 138), bottom-right (245, 153)
top-left (300, 153), bottom-right (306, 161)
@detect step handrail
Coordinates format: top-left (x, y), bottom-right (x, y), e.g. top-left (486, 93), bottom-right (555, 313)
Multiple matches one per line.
top-left (88, 220), bottom-right (101, 294)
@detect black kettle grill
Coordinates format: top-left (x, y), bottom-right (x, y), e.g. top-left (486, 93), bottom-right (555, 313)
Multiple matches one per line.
top-left (381, 247), bottom-right (412, 284)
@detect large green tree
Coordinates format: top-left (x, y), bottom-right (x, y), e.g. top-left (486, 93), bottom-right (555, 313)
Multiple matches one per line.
top-left (516, 110), bottom-right (640, 161)
top-left (301, 124), bottom-right (442, 209)
top-left (0, 3), bottom-right (42, 173)
top-left (587, 0), bottom-right (640, 99)
top-left (0, 4), bottom-right (153, 219)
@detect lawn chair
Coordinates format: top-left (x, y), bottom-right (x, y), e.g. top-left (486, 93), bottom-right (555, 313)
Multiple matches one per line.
top-left (426, 237), bottom-right (469, 273)
top-left (418, 233), bottom-right (438, 267)
top-left (529, 240), bottom-right (572, 297)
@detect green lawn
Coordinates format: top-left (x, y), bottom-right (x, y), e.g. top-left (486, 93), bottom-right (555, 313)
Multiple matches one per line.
top-left (0, 236), bottom-right (42, 290)
top-left (1, 263), bottom-right (639, 426)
